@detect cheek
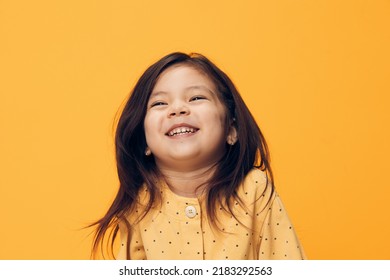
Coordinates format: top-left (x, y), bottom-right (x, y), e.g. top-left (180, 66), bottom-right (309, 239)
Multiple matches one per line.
top-left (143, 114), bottom-right (155, 141)
top-left (144, 113), bottom-right (163, 144)
top-left (200, 114), bottom-right (227, 144)
top-left (205, 107), bottom-right (227, 134)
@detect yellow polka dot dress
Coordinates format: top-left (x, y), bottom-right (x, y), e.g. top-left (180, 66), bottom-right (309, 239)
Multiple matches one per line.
top-left (117, 169), bottom-right (306, 260)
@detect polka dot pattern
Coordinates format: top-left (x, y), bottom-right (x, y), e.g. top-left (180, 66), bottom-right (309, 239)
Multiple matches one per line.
top-left (116, 169), bottom-right (306, 260)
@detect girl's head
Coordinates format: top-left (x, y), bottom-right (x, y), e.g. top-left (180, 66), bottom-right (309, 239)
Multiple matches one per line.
top-left (116, 52), bottom-right (269, 176)
top-left (92, 52), bottom-right (273, 258)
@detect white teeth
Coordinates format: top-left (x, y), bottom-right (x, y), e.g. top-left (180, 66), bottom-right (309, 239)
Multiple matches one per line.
top-left (168, 127), bottom-right (197, 136)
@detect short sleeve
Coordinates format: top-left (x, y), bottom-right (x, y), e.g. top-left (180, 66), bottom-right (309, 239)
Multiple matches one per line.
top-left (258, 193), bottom-right (306, 260)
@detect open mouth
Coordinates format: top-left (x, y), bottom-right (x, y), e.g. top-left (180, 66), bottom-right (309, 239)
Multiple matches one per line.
top-left (166, 127), bottom-right (199, 137)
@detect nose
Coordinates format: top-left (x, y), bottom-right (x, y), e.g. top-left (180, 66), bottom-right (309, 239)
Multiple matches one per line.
top-left (168, 102), bottom-right (190, 117)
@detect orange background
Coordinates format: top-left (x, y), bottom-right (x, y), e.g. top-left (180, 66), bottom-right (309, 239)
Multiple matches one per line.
top-left (1, 0), bottom-right (389, 259)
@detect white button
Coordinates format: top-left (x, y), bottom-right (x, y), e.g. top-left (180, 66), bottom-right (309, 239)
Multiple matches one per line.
top-left (185, 205), bottom-right (197, 218)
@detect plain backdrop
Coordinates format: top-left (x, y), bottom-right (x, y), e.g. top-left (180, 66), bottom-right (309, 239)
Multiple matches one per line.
top-left (1, 0), bottom-right (389, 259)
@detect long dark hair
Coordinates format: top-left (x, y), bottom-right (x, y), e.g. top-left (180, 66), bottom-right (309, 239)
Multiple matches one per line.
top-left (90, 52), bottom-right (274, 258)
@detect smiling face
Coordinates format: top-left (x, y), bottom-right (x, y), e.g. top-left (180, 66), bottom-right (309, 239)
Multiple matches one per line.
top-left (144, 64), bottom-right (235, 172)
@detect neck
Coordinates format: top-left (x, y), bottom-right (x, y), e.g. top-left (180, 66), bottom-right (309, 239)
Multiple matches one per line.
top-left (157, 164), bottom-right (217, 198)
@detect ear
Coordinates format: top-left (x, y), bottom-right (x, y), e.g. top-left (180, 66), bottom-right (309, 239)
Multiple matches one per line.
top-left (145, 146), bottom-right (152, 156)
top-left (226, 125), bottom-right (238, 145)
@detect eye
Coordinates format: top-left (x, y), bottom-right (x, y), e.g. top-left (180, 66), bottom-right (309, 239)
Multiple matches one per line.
top-left (150, 101), bottom-right (167, 107)
top-left (190, 96), bottom-right (206, 102)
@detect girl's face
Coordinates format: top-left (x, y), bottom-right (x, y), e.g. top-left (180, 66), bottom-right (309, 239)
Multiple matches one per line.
top-left (144, 65), bottom-right (235, 172)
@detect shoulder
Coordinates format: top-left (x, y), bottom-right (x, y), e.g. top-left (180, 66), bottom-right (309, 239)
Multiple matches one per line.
top-left (244, 168), bottom-right (268, 185)
top-left (121, 184), bottom-right (154, 225)
top-left (242, 168), bottom-right (272, 194)
top-left (238, 168), bottom-right (275, 208)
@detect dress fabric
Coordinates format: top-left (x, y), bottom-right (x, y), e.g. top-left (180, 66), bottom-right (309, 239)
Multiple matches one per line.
top-left (117, 168), bottom-right (306, 260)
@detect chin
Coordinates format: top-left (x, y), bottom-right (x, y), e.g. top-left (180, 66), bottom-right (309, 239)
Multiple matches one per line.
top-left (169, 152), bottom-right (200, 161)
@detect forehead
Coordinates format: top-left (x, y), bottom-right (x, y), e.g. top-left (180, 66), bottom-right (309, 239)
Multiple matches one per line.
top-left (152, 64), bottom-right (217, 93)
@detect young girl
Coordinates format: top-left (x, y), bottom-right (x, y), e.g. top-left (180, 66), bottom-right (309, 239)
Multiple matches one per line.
top-left (92, 52), bottom-right (305, 260)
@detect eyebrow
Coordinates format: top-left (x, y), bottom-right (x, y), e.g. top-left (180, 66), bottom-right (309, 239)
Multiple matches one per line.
top-left (150, 85), bottom-right (216, 99)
